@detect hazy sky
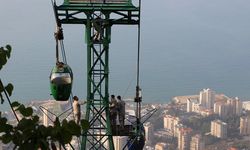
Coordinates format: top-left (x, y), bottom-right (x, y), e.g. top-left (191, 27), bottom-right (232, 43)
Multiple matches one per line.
top-left (1, 0), bottom-right (250, 111)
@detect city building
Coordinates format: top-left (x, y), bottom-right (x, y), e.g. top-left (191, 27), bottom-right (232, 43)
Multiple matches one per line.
top-left (163, 115), bottom-right (180, 137)
top-left (214, 102), bottom-right (228, 118)
top-left (242, 101), bottom-right (250, 111)
top-left (235, 97), bottom-right (242, 115)
top-left (144, 122), bottom-right (154, 145)
top-left (178, 127), bottom-right (192, 150)
top-left (240, 116), bottom-right (250, 136)
top-left (227, 97), bottom-right (242, 116)
top-left (155, 142), bottom-right (167, 150)
top-left (43, 108), bottom-right (49, 126)
top-left (199, 88), bottom-right (215, 109)
top-left (187, 96), bottom-right (214, 116)
top-left (175, 124), bottom-right (185, 138)
top-left (42, 107), bottom-right (56, 127)
top-left (187, 98), bottom-right (200, 113)
top-left (113, 136), bottom-right (128, 150)
top-left (173, 95), bottom-right (199, 104)
top-left (199, 108), bottom-right (213, 117)
top-left (190, 134), bottom-right (205, 150)
top-left (211, 120), bottom-right (227, 139)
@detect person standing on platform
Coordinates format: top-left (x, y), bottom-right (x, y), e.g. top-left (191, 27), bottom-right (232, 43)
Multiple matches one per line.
top-left (109, 95), bottom-right (118, 126)
top-left (73, 96), bottom-right (86, 124)
top-left (117, 95), bottom-right (125, 129)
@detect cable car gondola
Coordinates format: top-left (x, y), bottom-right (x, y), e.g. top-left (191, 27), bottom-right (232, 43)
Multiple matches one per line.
top-left (50, 62), bottom-right (73, 101)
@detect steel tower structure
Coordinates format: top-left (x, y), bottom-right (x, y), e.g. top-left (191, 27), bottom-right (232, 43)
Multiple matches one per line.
top-left (53, 0), bottom-right (140, 149)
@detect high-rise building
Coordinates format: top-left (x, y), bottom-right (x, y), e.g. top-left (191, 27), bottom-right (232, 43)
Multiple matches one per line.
top-left (178, 128), bottom-right (192, 150)
top-left (155, 142), bottom-right (167, 150)
top-left (214, 102), bottom-right (228, 118)
top-left (144, 122), bottom-right (154, 145)
top-left (163, 115), bottom-right (180, 137)
top-left (41, 102), bottom-right (62, 127)
top-left (235, 97), bottom-right (242, 116)
top-left (227, 98), bottom-right (236, 116)
top-left (199, 88), bottom-right (215, 109)
top-left (187, 98), bottom-right (200, 113)
top-left (43, 108), bottom-right (49, 126)
top-left (242, 101), bottom-right (250, 111)
top-left (240, 116), bottom-right (250, 136)
top-left (187, 98), bottom-right (193, 113)
top-left (113, 136), bottom-right (128, 150)
top-left (227, 97), bottom-right (242, 116)
top-left (190, 134), bottom-right (205, 150)
top-left (211, 120), bottom-right (227, 138)
top-left (42, 107), bottom-right (55, 127)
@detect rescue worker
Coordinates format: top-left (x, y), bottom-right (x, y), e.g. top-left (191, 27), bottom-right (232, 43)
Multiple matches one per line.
top-left (109, 95), bottom-right (118, 126)
top-left (73, 96), bottom-right (86, 124)
top-left (117, 95), bottom-right (125, 129)
top-left (92, 16), bottom-right (103, 41)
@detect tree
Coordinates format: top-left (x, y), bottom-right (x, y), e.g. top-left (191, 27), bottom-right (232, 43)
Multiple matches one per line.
top-left (0, 45), bottom-right (13, 104)
top-left (0, 45), bottom-right (89, 149)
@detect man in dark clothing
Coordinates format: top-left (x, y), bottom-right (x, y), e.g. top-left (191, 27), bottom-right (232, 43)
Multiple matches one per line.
top-left (109, 95), bottom-right (118, 126)
top-left (117, 95), bottom-right (125, 129)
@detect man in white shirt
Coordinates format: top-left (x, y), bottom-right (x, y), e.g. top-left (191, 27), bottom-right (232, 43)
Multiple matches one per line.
top-left (73, 96), bottom-right (86, 124)
top-left (109, 95), bottom-right (118, 126)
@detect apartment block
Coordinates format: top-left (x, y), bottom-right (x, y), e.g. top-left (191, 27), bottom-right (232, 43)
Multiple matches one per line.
top-left (178, 128), bottom-right (192, 150)
top-left (211, 120), bottom-right (227, 139)
top-left (240, 116), bottom-right (250, 135)
top-left (190, 134), bottom-right (205, 150)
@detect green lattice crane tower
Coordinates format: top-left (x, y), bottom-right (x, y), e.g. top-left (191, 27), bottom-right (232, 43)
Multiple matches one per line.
top-left (53, 0), bottom-right (140, 149)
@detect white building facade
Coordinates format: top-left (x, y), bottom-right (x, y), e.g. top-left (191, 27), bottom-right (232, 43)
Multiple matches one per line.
top-left (190, 134), bottom-right (205, 150)
top-left (144, 122), bottom-right (154, 145)
top-left (199, 88), bottom-right (215, 109)
top-left (240, 116), bottom-right (250, 136)
top-left (211, 120), bottom-right (227, 139)
top-left (163, 115), bottom-right (180, 137)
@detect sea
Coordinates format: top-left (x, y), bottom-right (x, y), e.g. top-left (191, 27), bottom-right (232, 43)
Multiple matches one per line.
top-left (1, 0), bottom-right (250, 111)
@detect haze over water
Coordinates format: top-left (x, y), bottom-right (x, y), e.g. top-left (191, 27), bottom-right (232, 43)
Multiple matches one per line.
top-left (1, 0), bottom-right (250, 111)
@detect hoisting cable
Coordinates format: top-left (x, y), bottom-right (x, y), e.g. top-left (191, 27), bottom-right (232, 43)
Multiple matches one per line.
top-left (60, 40), bottom-right (67, 64)
top-left (51, 0), bottom-right (61, 63)
top-left (121, 0), bottom-right (143, 149)
top-left (54, 20), bottom-right (76, 120)
top-left (0, 79), bottom-right (19, 122)
top-left (51, 1), bottom-right (80, 149)
top-left (135, 0), bottom-right (142, 137)
top-left (55, 23), bottom-right (80, 149)
top-left (55, 25), bottom-right (79, 150)
top-left (125, 0), bottom-right (143, 149)
top-left (52, 0), bottom-right (75, 113)
top-left (54, 26), bottom-right (64, 63)
top-left (55, 29), bottom-right (79, 150)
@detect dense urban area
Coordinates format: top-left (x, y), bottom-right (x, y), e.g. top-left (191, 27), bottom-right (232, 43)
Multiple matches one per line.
top-left (1, 88), bottom-right (250, 150)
